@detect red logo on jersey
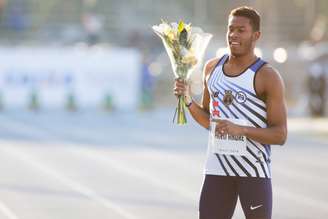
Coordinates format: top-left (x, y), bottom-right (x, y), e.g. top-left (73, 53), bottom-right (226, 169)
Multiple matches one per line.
top-left (212, 110), bottom-right (220, 117)
top-left (213, 101), bottom-right (219, 107)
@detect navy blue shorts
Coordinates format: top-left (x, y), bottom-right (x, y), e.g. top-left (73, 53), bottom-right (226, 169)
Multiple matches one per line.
top-left (199, 175), bottom-right (272, 219)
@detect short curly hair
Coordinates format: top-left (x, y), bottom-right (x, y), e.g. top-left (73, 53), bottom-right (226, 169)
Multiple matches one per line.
top-left (229, 6), bottom-right (261, 32)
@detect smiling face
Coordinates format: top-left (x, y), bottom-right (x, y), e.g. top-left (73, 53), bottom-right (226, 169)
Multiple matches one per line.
top-left (226, 16), bottom-right (260, 57)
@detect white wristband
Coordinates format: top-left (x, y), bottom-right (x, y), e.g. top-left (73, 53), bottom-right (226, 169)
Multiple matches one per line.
top-left (184, 95), bottom-right (192, 106)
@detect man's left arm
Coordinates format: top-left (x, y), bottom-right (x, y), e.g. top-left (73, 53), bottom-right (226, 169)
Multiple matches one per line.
top-left (216, 66), bottom-right (288, 145)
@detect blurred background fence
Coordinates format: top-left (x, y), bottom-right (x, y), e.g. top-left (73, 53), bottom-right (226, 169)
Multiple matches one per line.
top-left (0, 0), bottom-right (327, 116)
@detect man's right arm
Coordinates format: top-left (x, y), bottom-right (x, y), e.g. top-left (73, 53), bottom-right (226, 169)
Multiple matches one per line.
top-left (174, 58), bottom-right (218, 129)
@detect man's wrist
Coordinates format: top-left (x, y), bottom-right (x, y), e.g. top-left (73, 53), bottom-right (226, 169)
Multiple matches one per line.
top-left (241, 126), bottom-right (248, 136)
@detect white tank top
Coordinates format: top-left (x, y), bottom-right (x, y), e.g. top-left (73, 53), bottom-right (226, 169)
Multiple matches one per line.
top-left (205, 54), bottom-right (271, 178)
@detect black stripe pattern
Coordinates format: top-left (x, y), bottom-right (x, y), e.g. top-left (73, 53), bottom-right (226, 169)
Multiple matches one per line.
top-left (206, 54), bottom-right (271, 178)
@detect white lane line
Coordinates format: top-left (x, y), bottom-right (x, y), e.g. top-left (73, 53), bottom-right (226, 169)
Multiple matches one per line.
top-left (69, 145), bottom-right (328, 212)
top-left (0, 115), bottom-right (198, 201)
top-left (0, 144), bottom-right (139, 219)
top-left (69, 146), bottom-right (197, 201)
top-left (274, 157), bottom-right (328, 170)
top-left (275, 186), bottom-right (328, 213)
top-left (1, 115), bottom-right (328, 211)
top-left (272, 166), bottom-right (328, 184)
top-left (0, 201), bottom-right (20, 219)
top-left (0, 117), bottom-right (22, 219)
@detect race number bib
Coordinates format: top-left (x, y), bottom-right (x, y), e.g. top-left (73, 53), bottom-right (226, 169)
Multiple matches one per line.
top-left (208, 118), bottom-right (248, 156)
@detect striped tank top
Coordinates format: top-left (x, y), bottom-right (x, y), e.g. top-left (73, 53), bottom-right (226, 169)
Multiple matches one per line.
top-left (205, 54), bottom-right (271, 178)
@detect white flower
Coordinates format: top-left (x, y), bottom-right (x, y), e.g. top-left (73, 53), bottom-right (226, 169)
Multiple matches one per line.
top-left (152, 22), bottom-right (171, 35)
top-left (170, 22), bottom-right (179, 32)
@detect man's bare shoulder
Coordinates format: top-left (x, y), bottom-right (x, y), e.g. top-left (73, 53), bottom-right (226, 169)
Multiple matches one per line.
top-left (204, 57), bottom-right (220, 76)
top-left (257, 64), bottom-right (283, 83)
top-left (257, 63), bottom-right (285, 94)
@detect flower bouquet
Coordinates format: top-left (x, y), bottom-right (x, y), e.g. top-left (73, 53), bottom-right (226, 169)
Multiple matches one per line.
top-left (152, 20), bottom-right (212, 124)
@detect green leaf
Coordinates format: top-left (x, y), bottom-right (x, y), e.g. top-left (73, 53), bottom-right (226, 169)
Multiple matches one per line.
top-left (178, 20), bottom-right (185, 33)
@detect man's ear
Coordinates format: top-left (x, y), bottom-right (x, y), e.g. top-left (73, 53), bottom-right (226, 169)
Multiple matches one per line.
top-left (253, 31), bottom-right (261, 41)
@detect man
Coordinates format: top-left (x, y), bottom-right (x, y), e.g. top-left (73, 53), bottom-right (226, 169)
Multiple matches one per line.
top-left (174, 6), bottom-right (287, 219)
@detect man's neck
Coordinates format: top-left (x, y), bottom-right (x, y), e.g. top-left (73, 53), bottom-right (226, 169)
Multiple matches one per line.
top-left (228, 52), bottom-right (257, 67)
